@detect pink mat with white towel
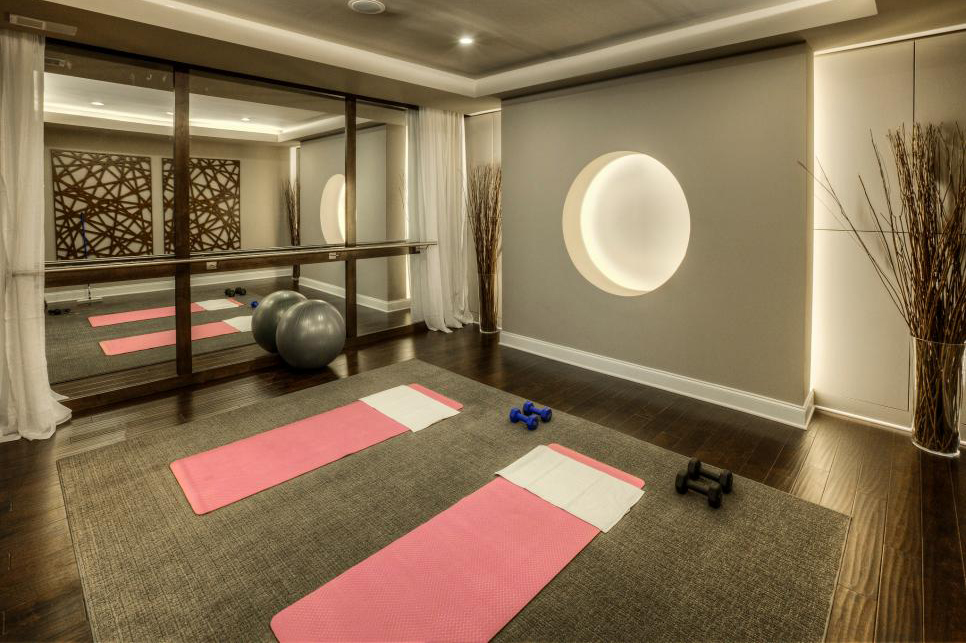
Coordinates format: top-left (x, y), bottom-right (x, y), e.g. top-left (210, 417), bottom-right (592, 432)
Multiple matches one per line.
top-left (171, 384), bottom-right (462, 514)
top-left (98, 315), bottom-right (251, 356)
top-left (88, 298), bottom-right (242, 327)
top-left (271, 444), bottom-right (644, 643)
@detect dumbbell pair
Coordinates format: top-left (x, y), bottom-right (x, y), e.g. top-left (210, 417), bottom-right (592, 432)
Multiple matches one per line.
top-left (674, 458), bottom-right (733, 508)
top-left (509, 401), bottom-right (553, 430)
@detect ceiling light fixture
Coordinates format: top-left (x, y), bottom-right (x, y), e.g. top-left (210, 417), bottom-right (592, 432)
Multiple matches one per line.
top-left (347, 0), bottom-right (386, 15)
top-left (458, 36), bottom-right (474, 45)
top-left (90, 101), bottom-right (105, 106)
top-left (241, 117), bottom-right (251, 122)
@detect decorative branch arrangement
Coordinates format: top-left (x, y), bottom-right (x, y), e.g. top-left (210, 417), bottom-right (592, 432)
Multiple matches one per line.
top-left (466, 163), bottom-right (502, 333)
top-left (811, 123), bottom-right (966, 455)
top-left (281, 178), bottom-right (301, 283)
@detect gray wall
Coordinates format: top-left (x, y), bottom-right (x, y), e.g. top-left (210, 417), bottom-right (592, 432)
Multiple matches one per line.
top-left (502, 45), bottom-right (813, 405)
top-left (812, 30), bottom-right (966, 429)
top-left (299, 124), bottom-right (407, 303)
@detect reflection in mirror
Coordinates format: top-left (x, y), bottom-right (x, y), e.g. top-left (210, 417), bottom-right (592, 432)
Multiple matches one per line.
top-left (43, 44), bottom-right (180, 386)
top-left (320, 173), bottom-right (346, 244)
top-left (298, 99), bottom-right (412, 336)
top-left (45, 278), bottom-right (177, 387)
top-left (44, 43), bottom-right (174, 262)
top-left (187, 70), bottom-right (345, 254)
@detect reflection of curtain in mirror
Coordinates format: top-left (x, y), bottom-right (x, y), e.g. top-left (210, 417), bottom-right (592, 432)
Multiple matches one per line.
top-left (0, 30), bottom-right (71, 440)
top-left (406, 108), bottom-right (470, 331)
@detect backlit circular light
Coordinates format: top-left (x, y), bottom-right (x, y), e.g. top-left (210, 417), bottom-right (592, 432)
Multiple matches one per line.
top-left (562, 151), bottom-right (690, 296)
top-left (458, 36), bottom-right (474, 45)
top-left (320, 174), bottom-right (347, 244)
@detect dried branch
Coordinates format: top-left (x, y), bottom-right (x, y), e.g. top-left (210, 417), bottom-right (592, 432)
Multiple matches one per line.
top-left (466, 163), bottom-right (502, 332)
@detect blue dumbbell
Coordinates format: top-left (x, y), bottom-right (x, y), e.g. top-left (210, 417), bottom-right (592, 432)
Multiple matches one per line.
top-left (251, 300), bottom-right (259, 309)
top-left (522, 401), bottom-right (552, 422)
top-left (509, 408), bottom-right (539, 430)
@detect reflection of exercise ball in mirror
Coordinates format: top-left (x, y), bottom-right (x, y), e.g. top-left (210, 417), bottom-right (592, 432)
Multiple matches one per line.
top-left (320, 174), bottom-right (346, 244)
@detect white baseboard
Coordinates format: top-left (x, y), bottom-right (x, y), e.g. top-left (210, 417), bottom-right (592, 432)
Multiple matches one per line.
top-left (45, 267), bottom-right (291, 303)
top-left (814, 405), bottom-right (966, 445)
top-left (299, 276), bottom-right (410, 313)
top-left (500, 331), bottom-right (815, 429)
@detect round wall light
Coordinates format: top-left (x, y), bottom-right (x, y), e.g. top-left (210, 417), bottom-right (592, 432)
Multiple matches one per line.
top-left (320, 173), bottom-right (347, 244)
top-left (562, 151), bottom-right (690, 296)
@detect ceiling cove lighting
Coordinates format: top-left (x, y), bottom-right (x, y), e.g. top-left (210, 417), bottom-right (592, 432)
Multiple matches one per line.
top-left (562, 151), bottom-right (690, 296)
top-left (90, 101), bottom-right (105, 106)
top-left (458, 36), bottom-right (475, 46)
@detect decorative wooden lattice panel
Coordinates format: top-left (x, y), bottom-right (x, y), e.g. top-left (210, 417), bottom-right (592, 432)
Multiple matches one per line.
top-left (163, 157), bottom-right (241, 252)
top-left (50, 150), bottom-right (154, 259)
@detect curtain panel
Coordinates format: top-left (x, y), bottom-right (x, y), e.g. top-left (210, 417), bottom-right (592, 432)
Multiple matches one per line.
top-left (0, 29), bottom-right (71, 440)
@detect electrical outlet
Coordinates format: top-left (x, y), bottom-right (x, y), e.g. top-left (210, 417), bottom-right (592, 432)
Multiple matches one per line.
top-left (206, 261), bottom-right (218, 270)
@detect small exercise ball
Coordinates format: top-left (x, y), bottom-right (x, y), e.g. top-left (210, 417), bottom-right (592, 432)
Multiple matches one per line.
top-left (276, 299), bottom-right (346, 369)
top-left (252, 290), bottom-right (307, 353)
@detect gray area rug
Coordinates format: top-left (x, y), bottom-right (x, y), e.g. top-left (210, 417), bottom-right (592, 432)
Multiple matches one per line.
top-left (45, 284), bottom-right (262, 383)
top-left (58, 360), bottom-right (849, 642)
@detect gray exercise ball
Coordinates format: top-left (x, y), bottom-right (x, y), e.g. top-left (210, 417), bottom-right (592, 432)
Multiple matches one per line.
top-left (275, 299), bottom-right (346, 369)
top-left (252, 290), bottom-right (307, 353)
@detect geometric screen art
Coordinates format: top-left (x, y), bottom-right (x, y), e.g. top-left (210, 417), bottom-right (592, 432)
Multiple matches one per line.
top-left (162, 157), bottom-right (241, 253)
top-left (50, 149), bottom-right (154, 260)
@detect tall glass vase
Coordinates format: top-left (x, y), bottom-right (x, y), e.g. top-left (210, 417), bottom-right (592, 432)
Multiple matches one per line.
top-left (911, 337), bottom-right (965, 457)
top-left (477, 271), bottom-right (499, 334)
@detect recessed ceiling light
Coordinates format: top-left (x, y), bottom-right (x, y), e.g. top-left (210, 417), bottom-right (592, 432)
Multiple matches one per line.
top-left (348, 0), bottom-right (385, 15)
top-left (458, 36), bottom-right (474, 45)
top-left (241, 117), bottom-right (251, 122)
top-left (165, 111), bottom-right (174, 116)
top-left (90, 101), bottom-right (105, 106)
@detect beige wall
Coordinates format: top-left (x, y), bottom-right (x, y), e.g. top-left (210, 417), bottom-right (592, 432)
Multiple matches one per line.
top-left (299, 125), bottom-right (408, 304)
top-left (43, 124), bottom-right (290, 262)
top-left (464, 111), bottom-right (502, 322)
top-left (812, 30), bottom-right (966, 430)
top-left (501, 45), bottom-right (813, 405)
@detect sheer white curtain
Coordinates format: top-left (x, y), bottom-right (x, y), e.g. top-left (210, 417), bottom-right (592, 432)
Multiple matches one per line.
top-left (0, 30), bottom-right (70, 441)
top-left (406, 107), bottom-right (471, 332)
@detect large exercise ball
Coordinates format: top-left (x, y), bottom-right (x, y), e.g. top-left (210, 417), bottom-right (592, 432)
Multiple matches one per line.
top-left (276, 299), bottom-right (346, 369)
top-left (252, 290), bottom-right (307, 353)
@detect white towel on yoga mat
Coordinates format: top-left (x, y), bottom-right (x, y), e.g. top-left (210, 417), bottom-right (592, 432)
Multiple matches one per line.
top-left (223, 316), bottom-right (252, 332)
top-left (496, 445), bottom-right (644, 532)
top-left (196, 298), bottom-right (240, 311)
top-left (360, 385), bottom-right (460, 431)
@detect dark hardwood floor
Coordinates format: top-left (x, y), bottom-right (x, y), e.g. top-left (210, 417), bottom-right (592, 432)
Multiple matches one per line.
top-left (2, 328), bottom-right (964, 642)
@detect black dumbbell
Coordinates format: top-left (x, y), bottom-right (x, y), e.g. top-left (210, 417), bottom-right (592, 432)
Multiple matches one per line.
top-left (235, 286), bottom-right (247, 296)
top-left (675, 471), bottom-right (723, 508)
top-left (225, 288), bottom-right (236, 297)
top-left (687, 458), bottom-right (733, 493)
top-left (509, 408), bottom-right (539, 430)
top-left (522, 401), bottom-right (552, 422)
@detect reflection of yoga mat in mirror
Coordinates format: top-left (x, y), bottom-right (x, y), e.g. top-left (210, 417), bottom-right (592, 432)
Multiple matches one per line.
top-left (88, 298), bottom-right (243, 327)
top-left (98, 316), bottom-right (252, 356)
top-left (171, 384), bottom-right (462, 514)
top-left (271, 444), bottom-right (644, 643)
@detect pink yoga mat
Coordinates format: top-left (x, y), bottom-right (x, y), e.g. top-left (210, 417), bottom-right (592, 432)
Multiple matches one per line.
top-left (98, 320), bottom-right (240, 356)
top-left (171, 385), bottom-right (462, 515)
top-left (88, 299), bottom-right (242, 327)
top-left (271, 444), bottom-right (643, 643)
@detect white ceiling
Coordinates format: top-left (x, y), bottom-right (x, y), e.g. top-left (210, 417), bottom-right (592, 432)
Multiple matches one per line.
top-left (45, 0), bottom-right (880, 98)
top-left (44, 73), bottom-right (375, 142)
